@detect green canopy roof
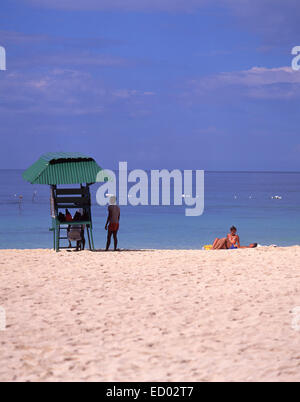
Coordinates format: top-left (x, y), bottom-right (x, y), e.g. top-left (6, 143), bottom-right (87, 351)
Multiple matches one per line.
top-left (23, 152), bottom-right (109, 185)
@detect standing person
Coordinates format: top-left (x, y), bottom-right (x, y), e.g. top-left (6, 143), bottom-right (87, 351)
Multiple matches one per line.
top-left (105, 196), bottom-right (120, 251)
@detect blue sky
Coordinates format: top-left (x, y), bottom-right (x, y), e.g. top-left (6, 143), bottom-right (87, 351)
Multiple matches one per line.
top-left (0, 0), bottom-right (300, 170)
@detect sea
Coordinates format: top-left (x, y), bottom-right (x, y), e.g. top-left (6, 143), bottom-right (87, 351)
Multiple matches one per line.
top-left (0, 170), bottom-right (300, 250)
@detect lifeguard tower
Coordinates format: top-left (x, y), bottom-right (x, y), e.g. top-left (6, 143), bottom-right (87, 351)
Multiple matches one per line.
top-left (23, 152), bottom-right (108, 252)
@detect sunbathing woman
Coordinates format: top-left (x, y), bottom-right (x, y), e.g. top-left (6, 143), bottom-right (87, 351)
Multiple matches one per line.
top-left (212, 226), bottom-right (257, 249)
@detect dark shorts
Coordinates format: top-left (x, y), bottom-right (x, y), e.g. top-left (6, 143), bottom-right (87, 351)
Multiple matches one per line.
top-left (108, 223), bottom-right (119, 232)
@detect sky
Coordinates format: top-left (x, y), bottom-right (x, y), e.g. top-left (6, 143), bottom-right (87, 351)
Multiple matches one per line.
top-left (0, 0), bottom-right (300, 171)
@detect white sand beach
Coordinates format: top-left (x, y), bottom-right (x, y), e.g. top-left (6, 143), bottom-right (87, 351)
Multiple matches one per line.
top-left (1, 247), bottom-right (300, 382)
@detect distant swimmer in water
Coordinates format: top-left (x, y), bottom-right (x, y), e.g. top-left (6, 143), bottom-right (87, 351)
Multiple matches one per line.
top-left (32, 190), bottom-right (37, 202)
top-left (212, 226), bottom-right (257, 250)
top-left (18, 195), bottom-right (23, 209)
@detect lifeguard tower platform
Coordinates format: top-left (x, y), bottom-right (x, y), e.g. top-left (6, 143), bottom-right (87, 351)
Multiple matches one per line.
top-left (23, 152), bottom-right (108, 252)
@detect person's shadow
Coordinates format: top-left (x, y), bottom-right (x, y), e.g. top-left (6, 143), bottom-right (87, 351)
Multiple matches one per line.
top-left (91, 249), bottom-right (154, 253)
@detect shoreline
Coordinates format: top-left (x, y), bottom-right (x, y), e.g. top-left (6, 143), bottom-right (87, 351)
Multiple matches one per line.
top-left (0, 244), bottom-right (299, 251)
top-left (1, 247), bottom-right (300, 381)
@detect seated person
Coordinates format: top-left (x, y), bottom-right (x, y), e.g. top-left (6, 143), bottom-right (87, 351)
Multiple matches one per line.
top-left (58, 212), bottom-right (66, 222)
top-left (65, 209), bottom-right (73, 222)
top-left (227, 226), bottom-right (240, 249)
top-left (212, 226), bottom-right (257, 250)
top-left (68, 211), bottom-right (86, 251)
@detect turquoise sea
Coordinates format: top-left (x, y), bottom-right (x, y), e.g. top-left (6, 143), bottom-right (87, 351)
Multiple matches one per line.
top-left (0, 170), bottom-right (300, 249)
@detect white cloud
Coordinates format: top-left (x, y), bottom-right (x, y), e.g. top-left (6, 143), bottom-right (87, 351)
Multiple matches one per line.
top-left (217, 67), bottom-right (300, 86)
top-left (188, 66), bottom-right (300, 100)
top-left (0, 69), bottom-right (156, 115)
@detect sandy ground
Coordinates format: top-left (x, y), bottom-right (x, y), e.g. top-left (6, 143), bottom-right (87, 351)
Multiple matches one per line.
top-left (0, 247), bottom-right (300, 382)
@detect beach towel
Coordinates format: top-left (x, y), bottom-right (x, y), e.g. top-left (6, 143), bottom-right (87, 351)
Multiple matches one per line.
top-left (203, 245), bottom-right (213, 250)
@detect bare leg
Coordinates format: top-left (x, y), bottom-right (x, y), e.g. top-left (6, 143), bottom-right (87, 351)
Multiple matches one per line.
top-left (212, 238), bottom-right (228, 250)
top-left (106, 231), bottom-right (113, 251)
top-left (113, 231), bottom-right (118, 251)
top-left (212, 238), bottom-right (220, 248)
top-left (239, 243), bottom-right (258, 249)
top-left (81, 229), bottom-right (85, 251)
